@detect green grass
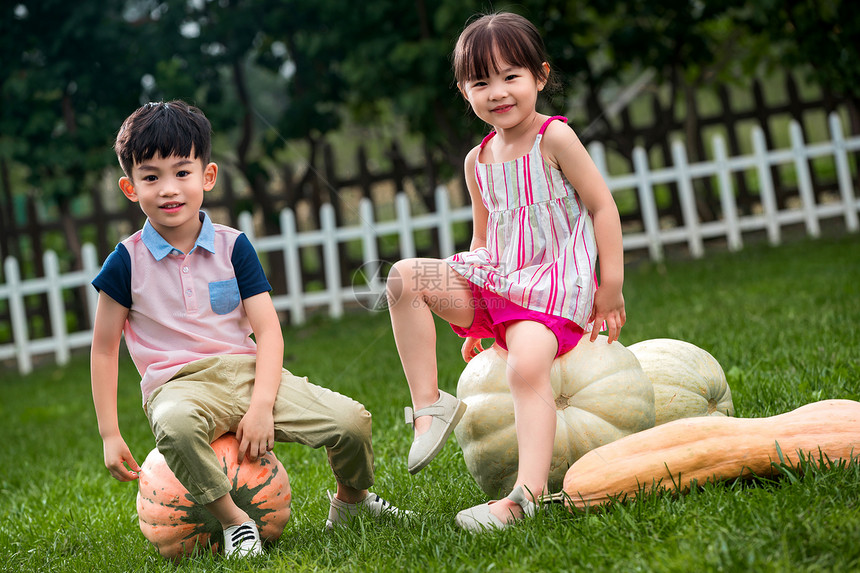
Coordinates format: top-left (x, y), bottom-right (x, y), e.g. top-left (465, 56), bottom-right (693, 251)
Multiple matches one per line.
top-left (1, 233), bottom-right (859, 572)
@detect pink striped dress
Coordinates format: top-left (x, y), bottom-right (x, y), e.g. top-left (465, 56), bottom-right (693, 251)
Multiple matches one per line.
top-left (447, 116), bottom-right (597, 354)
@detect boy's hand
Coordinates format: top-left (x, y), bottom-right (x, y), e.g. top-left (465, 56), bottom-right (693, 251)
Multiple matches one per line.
top-left (590, 286), bottom-right (626, 344)
top-left (236, 407), bottom-right (275, 463)
top-left (103, 434), bottom-right (141, 482)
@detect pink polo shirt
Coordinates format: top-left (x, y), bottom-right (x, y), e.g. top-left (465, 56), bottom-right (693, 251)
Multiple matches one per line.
top-left (93, 212), bottom-right (271, 401)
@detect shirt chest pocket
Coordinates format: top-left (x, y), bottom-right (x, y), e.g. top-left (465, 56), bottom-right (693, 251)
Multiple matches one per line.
top-left (209, 278), bottom-right (241, 315)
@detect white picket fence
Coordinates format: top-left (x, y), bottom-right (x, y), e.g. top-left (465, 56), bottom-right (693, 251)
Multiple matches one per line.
top-left (1, 245), bottom-right (102, 374)
top-left (2, 114), bottom-right (859, 374)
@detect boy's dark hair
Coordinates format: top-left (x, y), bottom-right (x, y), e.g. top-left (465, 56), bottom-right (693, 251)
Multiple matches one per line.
top-left (114, 100), bottom-right (212, 179)
top-left (453, 12), bottom-right (555, 91)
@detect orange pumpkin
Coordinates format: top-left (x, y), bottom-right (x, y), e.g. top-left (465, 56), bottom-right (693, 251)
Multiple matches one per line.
top-left (136, 433), bottom-right (291, 559)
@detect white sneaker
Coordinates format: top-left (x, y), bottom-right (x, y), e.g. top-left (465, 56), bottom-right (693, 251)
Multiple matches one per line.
top-left (223, 521), bottom-right (263, 557)
top-left (324, 491), bottom-right (412, 530)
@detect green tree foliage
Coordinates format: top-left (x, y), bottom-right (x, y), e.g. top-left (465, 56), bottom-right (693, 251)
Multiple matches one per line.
top-left (732, 0), bottom-right (859, 103)
top-left (2, 0), bottom-right (857, 251)
top-left (0, 0), bottom-right (159, 259)
top-left (0, 1), bottom-right (156, 186)
top-left (135, 0), bottom-right (293, 226)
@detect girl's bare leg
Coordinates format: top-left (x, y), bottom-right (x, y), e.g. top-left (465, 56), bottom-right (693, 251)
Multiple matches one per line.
top-left (489, 320), bottom-right (557, 521)
top-left (386, 258), bottom-right (475, 435)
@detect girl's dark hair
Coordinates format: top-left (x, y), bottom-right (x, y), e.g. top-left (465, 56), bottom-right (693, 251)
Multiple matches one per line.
top-left (114, 100), bottom-right (212, 179)
top-left (453, 12), bottom-right (552, 87)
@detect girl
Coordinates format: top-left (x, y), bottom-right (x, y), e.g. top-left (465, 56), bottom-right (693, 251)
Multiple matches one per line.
top-left (386, 11), bottom-right (626, 531)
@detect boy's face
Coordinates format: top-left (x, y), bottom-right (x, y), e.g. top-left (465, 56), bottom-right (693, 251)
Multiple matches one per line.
top-left (119, 152), bottom-right (217, 240)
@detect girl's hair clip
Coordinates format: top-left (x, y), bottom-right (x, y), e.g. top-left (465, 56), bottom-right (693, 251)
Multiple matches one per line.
top-left (144, 101), bottom-right (170, 111)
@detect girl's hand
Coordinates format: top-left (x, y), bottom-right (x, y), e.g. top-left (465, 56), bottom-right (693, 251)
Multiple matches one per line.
top-left (590, 286), bottom-right (626, 344)
top-left (103, 434), bottom-right (140, 482)
top-left (461, 336), bottom-right (485, 362)
top-left (236, 407), bottom-right (275, 463)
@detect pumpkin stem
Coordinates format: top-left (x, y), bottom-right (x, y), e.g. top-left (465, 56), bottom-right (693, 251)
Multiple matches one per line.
top-left (554, 394), bottom-right (572, 410)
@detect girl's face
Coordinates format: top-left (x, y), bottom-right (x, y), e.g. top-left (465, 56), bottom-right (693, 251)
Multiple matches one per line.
top-left (459, 55), bottom-right (548, 132)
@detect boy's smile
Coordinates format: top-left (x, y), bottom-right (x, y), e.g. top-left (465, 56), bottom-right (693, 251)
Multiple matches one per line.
top-left (160, 201), bottom-right (185, 213)
top-left (119, 152), bottom-right (218, 252)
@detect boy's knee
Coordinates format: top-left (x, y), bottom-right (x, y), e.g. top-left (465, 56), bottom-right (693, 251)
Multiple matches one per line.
top-left (334, 400), bottom-right (373, 448)
top-left (150, 399), bottom-right (210, 448)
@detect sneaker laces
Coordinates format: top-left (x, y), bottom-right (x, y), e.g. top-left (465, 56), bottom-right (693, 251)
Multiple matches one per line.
top-left (365, 494), bottom-right (389, 511)
top-left (228, 523), bottom-right (257, 545)
top-left (224, 521), bottom-right (262, 557)
top-left (325, 491), bottom-right (411, 529)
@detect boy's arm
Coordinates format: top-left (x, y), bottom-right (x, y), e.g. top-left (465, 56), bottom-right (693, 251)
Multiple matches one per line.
top-left (91, 291), bottom-right (141, 481)
top-left (235, 291), bottom-right (284, 463)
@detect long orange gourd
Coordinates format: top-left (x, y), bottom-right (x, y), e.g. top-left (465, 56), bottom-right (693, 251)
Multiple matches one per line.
top-left (563, 399), bottom-right (860, 511)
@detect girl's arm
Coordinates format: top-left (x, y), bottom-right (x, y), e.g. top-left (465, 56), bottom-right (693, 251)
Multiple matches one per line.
top-left (90, 291), bottom-right (141, 481)
top-left (461, 146), bottom-right (489, 359)
top-left (464, 145), bottom-right (489, 251)
top-left (236, 291), bottom-right (284, 462)
top-left (543, 122), bottom-right (626, 343)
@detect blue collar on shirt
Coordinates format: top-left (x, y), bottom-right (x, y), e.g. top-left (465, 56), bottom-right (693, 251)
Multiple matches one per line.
top-left (141, 211), bottom-right (216, 260)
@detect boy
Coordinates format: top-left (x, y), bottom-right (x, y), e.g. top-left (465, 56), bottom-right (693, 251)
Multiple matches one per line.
top-left (90, 100), bottom-right (407, 558)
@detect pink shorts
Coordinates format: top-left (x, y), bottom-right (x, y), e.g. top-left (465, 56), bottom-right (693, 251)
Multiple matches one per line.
top-left (451, 281), bottom-right (585, 358)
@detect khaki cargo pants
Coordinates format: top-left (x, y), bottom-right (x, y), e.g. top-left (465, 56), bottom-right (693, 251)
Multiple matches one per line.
top-left (145, 354), bottom-right (374, 504)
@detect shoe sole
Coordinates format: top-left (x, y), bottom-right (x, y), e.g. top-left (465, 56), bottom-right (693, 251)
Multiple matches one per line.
top-left (408, 400), bottom-right (467, 474)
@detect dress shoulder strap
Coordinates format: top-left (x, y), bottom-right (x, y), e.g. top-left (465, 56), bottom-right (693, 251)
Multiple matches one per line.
top-left (539, 115), bottom-right (568, 135)
top-left (480, 115), bottom-right (566, 149)
top-left (479, 131), bottom-right (496, 149)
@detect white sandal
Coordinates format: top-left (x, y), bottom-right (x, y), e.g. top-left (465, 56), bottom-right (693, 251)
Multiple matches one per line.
top-left (404, 390), bottom-right (466, 474)
top-left (455, 486), bottom-right (536, 532)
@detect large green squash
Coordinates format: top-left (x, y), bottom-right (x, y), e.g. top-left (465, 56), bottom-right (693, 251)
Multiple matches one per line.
top-left (628, 338), bottom-right (734, 425)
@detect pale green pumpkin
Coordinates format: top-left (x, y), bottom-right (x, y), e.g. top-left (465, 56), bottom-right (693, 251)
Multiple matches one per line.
top-left (454, 336), bottom-right (656, 497)
top-left (628, 338), bottom-right (734, 425)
